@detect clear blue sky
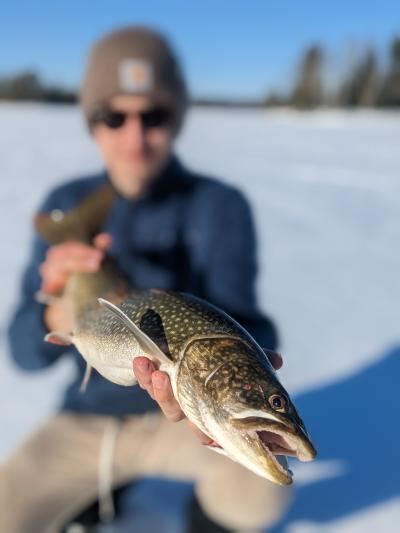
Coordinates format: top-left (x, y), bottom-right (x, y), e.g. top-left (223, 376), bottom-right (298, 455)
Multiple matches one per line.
top-left (1, 0), bottom-right (399, 99)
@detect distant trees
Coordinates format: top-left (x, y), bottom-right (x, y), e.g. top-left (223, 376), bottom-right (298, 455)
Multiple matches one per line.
top-left (0, 71), bottom-right (76, 103)
top-left (337, 49), bottom-right (380, 107)
top-left (290, 45), bottom-right (324, 108)
top-left (2, 36), bottom-right (400, 108)
top-left (0, 71), bottom-right (42, 100)
top-left (378, 37), bottom-right (400, 106)
top-left (265, 35), bottom-right (400, 108)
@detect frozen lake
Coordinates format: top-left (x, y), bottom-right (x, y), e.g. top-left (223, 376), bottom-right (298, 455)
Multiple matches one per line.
top-left (1, 103), bottom-right (399, 531)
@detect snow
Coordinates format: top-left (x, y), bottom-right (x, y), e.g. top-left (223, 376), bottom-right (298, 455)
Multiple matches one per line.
top-left (1, 103), bottom-right (399, 531)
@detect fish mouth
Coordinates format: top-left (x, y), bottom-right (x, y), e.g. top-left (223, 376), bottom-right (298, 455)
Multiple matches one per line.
top-left (257, 430), bottom-right (299, 457)
top-left (231, 416), bottom-right (316, 485)
top-left (253, 430), bottom-right (294, 485)
top-left (254, 422), bottom-right (316, 460)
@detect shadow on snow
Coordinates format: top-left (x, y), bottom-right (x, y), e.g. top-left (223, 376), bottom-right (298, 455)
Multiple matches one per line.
top-left (270, 344), bottom-right (400, 531)
top-left (93, 344), bottom-right (400, 532)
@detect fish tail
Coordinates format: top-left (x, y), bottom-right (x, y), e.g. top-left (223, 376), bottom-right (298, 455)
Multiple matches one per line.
top-left (34, 183), bottom-right (116, 244)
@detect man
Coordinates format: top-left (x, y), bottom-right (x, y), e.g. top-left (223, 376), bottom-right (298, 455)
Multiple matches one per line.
top-left (4, 27), bottom-right (290, 532)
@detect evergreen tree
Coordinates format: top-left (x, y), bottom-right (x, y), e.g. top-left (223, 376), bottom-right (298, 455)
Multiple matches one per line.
top-left (337, 49), bottom-right (379, 107)
top-left (0, 71), bottom-right (42, 100)
top-left (0, 71), bottom-right (77, 102)
top-left (379, 37), bottom-right (400, 106)
top-left (290, 45), bottom-right (324, 108)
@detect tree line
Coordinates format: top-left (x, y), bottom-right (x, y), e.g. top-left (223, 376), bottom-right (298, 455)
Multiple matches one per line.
top-left (0, 71), bottom-right (76, 103)
top-left (1, 36), bottom-right (399, 108)
top-left (266, 36), bottom-right (400, 108)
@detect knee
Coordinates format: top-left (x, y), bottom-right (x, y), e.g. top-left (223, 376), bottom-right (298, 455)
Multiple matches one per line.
top-left (196, 467), bottom-right (293, 530)
top-left (0, 461), bottom-right (41, 532)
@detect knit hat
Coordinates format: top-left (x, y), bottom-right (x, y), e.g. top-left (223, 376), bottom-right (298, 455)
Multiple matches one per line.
top-left (80, 26), bottom-right (188, 132)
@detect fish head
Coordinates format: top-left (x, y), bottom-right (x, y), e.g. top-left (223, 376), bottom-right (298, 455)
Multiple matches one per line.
top-left (183, 338), bottom-right (317, 485)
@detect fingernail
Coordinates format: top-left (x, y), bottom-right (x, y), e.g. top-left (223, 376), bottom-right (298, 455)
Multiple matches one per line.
top-left (136, 358), bottom-right (149, 373)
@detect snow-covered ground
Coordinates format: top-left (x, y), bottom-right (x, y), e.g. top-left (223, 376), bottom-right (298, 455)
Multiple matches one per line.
top-left (1, 103), bottom-right (399, 531)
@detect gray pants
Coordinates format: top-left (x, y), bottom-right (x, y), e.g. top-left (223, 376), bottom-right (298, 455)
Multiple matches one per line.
top-left (0, 412), bottom-right (292, 532)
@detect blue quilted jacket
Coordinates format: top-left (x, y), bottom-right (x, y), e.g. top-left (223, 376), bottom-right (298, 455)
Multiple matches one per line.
top-left (7, 156), bottom-right (278, 415)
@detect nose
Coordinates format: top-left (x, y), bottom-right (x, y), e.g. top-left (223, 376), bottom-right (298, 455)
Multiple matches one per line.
top-left (120, 115), bottom-right (146, 152)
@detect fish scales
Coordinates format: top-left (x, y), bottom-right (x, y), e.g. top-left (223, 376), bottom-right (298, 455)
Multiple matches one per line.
top-left (119, 289), bottom-right (263, 357)
top-left (75, 289), bottom-right (250, 385)
top-left (38, 185), bottom-right (317, 486)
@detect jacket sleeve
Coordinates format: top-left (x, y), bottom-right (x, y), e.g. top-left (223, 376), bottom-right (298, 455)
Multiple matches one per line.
top-left (7, 200), bottom-right (69, 371)
top-left (196, 185), bottom-right (279, 350)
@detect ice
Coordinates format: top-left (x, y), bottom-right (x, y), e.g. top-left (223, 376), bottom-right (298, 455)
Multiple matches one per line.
top-left (1, 103), bottom-right (399, 531)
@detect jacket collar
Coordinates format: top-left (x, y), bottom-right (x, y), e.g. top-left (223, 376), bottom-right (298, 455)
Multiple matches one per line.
top-left (103, 155), bottom-right (189, 202)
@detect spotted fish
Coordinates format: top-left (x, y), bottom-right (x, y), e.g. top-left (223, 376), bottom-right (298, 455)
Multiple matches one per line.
top-left (37, 185), bottom-right (317, 485)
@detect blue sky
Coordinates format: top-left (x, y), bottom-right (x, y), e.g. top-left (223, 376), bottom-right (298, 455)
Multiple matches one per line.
top-left (1, 0), bottom-right (399, 99)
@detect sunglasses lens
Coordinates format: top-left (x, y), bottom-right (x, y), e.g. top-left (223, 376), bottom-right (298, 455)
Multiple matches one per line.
top-left (141, 108), bottom-right (172, 129)
top-left (102, 112), bottom-right (126, 129)
top-left (90, 108), bottom-right (172, 130)
top-left (90, 110), bottom-right (126, 129)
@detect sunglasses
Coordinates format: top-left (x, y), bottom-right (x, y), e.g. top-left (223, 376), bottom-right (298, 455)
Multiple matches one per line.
top-left (90, 106), bottom-right (173, 130)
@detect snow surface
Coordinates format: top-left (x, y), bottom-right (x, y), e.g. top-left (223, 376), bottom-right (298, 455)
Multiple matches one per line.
top-left (1, 103), bottom-right (399, 531)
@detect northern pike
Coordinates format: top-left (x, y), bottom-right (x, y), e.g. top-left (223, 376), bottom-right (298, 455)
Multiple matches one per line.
top-left (36, 184), bottom-right (317, 485)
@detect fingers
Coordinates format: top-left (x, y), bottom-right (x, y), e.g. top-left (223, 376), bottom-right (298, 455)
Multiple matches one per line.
top-left (133, 358), bottom-right (217, 444)
top-left (133, 357), bottom-right (185, 422)
top-left (93, 232), bottom-right (112, 251)
top-left (40, 242), bottom-right (104, 294)
top-left (133, 357), bottom-right (156, 398)
top-left (45, 242), bottom-right (103, 270)
top-left (264, 350), bottom-right (283, 370)
top-left (152, 371), bottom-right (186, 422)
top-left (187, 421), bottom-right (219, 446)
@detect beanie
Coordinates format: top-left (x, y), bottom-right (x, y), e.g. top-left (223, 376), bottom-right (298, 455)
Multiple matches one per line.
top-left (80, 26), bottom-right (188, 132)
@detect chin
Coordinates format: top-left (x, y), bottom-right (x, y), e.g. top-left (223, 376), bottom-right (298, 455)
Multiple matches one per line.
top-left (109, 156), bottom-right (169, 197)
top-left (110, 168), bottom-right (151, 198)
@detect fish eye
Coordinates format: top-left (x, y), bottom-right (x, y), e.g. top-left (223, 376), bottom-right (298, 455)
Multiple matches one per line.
top-left (269, 394), bottom-right (287, 411)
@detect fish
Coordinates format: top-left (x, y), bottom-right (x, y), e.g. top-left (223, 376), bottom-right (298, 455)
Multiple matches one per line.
top-left (36, 184), bottom-right (317, 485)
top-left (35, 182), bottom-right (129, 318)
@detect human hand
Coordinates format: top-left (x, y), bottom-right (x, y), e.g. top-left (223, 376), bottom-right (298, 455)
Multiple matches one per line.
top-left (133, 350), bottom-right (284, 446)
top-left (40, 233), bottom-right (112, 331)
top-left (39, 233), bottom-right (112, 294)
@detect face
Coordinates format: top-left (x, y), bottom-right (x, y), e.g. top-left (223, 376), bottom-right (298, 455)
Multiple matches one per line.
top-left (91, 94), bottom-right (175, 198)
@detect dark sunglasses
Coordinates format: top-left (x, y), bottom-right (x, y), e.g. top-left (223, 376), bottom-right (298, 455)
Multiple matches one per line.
top-left (90, 106), bottom-right (173, 130)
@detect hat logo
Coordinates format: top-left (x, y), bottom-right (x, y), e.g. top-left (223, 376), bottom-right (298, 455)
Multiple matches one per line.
top-left (119, 59), bottom-right (153, 93)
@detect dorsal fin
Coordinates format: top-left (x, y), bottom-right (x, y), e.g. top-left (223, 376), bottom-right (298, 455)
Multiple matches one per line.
top-left (98, 298), bottom-right (172, 367)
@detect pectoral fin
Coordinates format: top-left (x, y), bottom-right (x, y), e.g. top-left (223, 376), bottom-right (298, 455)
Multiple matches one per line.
top-left (80, 363), bottom-right (93, 393)
top-left (206, 445), bottom-right (229, 457)
top-left (45, 331), bottom-right (73, 346)
top-left (35, 291), bottom-right (61, 305)
top-left (98, 298), bottom-right (172, 367)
